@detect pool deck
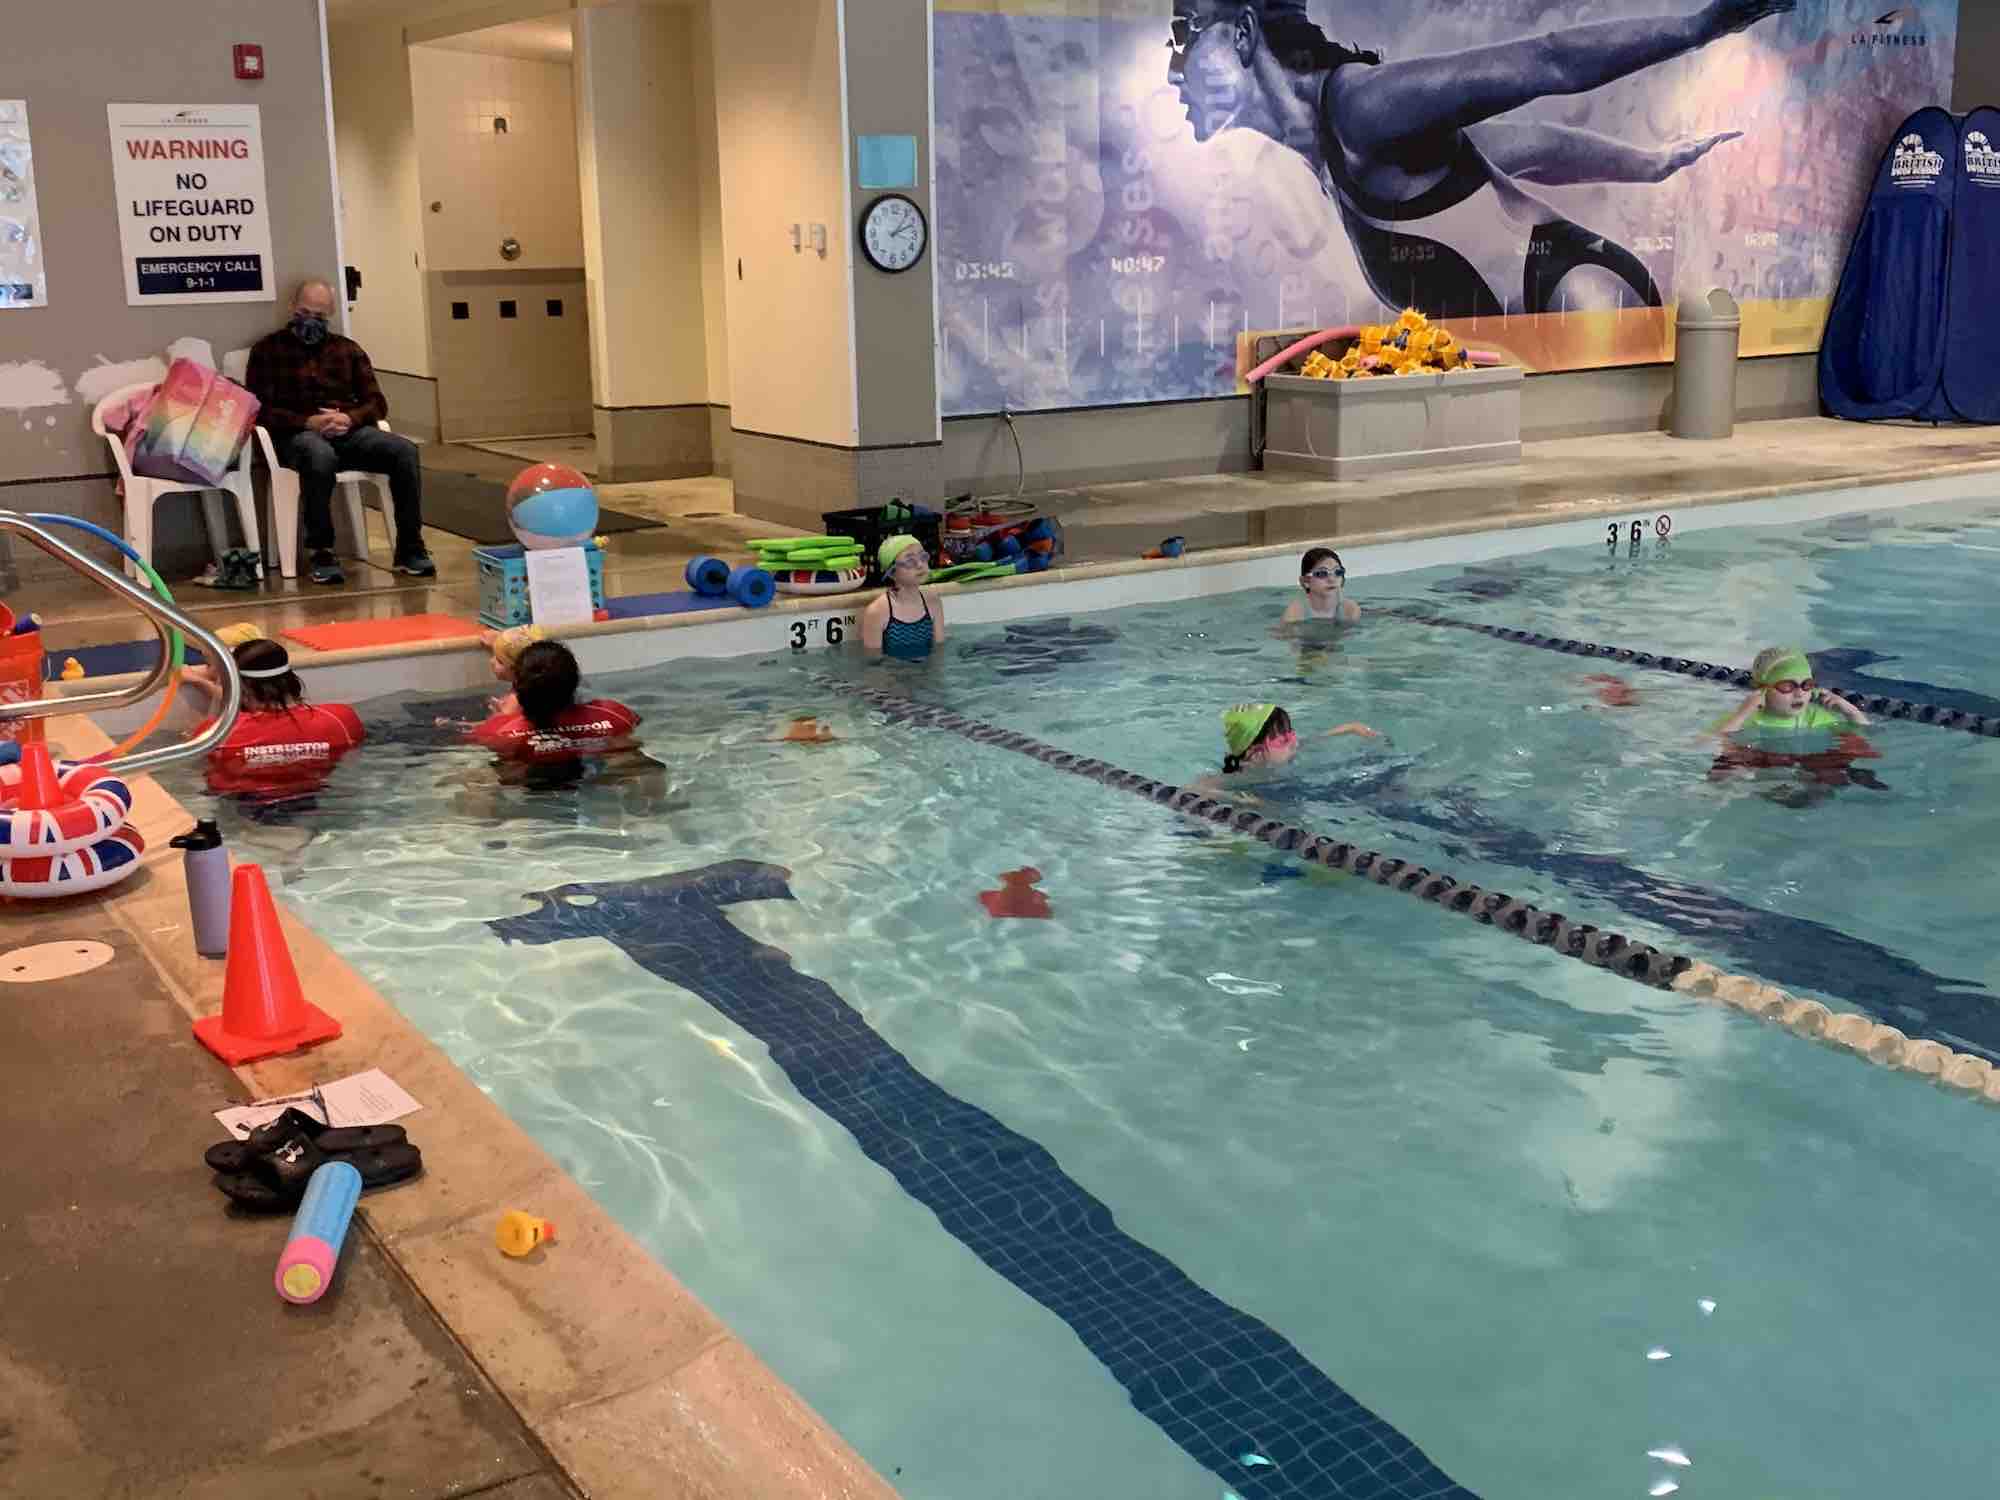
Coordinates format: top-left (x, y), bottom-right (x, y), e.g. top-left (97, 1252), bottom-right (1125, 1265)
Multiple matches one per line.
top-left (1, 715), bottom-right (897, 1500)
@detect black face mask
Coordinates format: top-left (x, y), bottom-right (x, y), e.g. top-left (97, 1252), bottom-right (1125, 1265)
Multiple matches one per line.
top-left (290, 313), bottom-right (328, 346)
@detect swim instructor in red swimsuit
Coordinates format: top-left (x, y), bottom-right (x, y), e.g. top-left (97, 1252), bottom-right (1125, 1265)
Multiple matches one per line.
top-left (187, 637), bottom-right (366, 798)
top-left (470, 640), bottom-right (641, 765)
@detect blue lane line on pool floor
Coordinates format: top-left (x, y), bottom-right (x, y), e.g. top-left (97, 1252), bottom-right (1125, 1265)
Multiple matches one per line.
top-left (490, 860), bottom-right (1479, 1500)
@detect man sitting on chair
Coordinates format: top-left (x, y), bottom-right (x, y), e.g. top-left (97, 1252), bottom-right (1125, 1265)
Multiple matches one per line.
top-left (245, 278), bottom-right (435, 586)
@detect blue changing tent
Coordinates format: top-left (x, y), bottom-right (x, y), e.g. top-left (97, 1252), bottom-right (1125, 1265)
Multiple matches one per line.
top-left (1822, 106), bottom-right (2000, 424)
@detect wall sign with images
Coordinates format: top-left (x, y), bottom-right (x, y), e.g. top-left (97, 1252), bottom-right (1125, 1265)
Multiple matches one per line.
top-left (933, 0), bottom-right (1961, 415)
top-left (0, 100), bottom-right (47, 309)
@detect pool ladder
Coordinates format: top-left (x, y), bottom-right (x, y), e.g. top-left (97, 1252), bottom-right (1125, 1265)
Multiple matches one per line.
top-left (0, 511), bottom-right (241, 773)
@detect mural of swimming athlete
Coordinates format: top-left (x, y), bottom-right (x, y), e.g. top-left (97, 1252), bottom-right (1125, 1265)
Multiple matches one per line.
top-left (1169, 0), bottom-right (1796, 317)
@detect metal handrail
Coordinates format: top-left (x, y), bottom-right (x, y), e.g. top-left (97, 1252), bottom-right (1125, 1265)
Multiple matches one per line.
top-left (0, 512), bottom-right (240, 774)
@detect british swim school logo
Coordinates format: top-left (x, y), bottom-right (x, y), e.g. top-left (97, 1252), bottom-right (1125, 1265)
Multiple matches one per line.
top-left (1852, 6), bottom-right (1930, 46)
top-left (1965, 130), bottom-right (2000, 182)
top-left (1891, 133), bottom-right (1944, 183)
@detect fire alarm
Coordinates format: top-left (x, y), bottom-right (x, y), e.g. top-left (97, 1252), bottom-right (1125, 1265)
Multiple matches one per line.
top-left (233, 44), bottom-right (264, 81)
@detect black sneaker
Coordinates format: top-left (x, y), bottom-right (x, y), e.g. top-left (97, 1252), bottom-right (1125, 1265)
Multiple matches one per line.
top-left (309, 550), bottom-right (345, 586)
top-left (394, 548), bottom-right (437, 579)
top-left (211, 548), bottom-right (263, 591)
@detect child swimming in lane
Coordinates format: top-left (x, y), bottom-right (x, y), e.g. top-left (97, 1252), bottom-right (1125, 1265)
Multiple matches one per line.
top-left (1716, 646), bottom-right (1869, 735)
top-left (1709, 646), bottom-right (1885, 804)
top-left (1192, 703), bottom-right (1379, 793)
top-left (1279, 548), bottom-right (1359, 627)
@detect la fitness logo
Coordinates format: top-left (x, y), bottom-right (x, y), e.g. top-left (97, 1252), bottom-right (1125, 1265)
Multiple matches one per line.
top-left (1891, 132), bottom-right (1944, 183)
top-left (1852, 6), bottom-right (1931, 47)
top-left (1965, 130), bottom-right (2000, 181)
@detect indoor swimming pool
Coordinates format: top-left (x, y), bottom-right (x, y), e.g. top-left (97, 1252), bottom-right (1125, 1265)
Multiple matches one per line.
top-left (172, 488), bottom-right (2000, 1500)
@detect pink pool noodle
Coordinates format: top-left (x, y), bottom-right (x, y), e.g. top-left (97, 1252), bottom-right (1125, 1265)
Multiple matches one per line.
top-left (1243, 323), bottom-right (1507, 383)
top-left (1243, 326), bottom-right (1359, 385)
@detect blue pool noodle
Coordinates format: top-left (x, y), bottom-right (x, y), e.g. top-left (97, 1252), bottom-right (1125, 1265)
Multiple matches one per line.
top-left (727, 566), bottom-right (775, 609)
top-left (685, 555), bottom-right (732, 595)
top-left (274, 1160), bottom-right (362, 1305)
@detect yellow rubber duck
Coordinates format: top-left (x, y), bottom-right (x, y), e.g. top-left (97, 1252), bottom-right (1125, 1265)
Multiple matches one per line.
top-left (495, 1210), bottom-right (557, 1257)
top-left (59, 657), bottom-right (85, 681)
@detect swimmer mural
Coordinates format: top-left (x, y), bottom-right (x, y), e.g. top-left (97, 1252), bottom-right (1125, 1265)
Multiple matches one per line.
top-left (934, 0), bottom-right (1960, 411)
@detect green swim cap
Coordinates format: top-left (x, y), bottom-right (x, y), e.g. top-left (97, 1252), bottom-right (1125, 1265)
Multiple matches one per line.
top-left (1222, 703), bottom-right (1279, 757)
top-left (878, 534), bottom-right (922, 573)
top-left (1754, 648), bottom-right (1813, 687)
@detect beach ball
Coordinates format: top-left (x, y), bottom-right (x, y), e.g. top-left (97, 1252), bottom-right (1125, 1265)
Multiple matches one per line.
top-left (507, 463), bottom-right (598, 550)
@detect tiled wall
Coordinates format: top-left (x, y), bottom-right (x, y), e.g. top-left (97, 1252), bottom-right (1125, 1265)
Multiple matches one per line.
top-left (426, 268), bottom-right (593, 439)
top-left (729, 429), bottom-right (942, 529)
top-left (593, 405), bottom-right (712, 482)
top-left (410, 46), bottom-right (583, 273)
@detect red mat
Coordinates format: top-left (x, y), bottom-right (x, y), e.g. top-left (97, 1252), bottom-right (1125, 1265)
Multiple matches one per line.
top-left (281, 613), bottom-right (483, 652)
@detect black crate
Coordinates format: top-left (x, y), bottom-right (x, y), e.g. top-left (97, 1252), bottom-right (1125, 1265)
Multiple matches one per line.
top-left (822, 502), bottom-right (943, 584)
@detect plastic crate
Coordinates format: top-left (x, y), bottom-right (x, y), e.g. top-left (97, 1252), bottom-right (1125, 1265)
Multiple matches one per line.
top-left (822, 502), bottom-right (942, 584)
top-left (474, 541), bottom-right (605, 628)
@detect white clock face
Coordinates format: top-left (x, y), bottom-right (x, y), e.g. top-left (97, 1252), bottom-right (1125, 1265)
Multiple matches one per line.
top-left (862, 195), bottom-right (927, 273)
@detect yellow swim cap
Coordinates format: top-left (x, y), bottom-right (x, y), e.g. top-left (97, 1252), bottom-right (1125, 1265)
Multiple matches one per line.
top-left (489, 624), bottom-right (546, 668)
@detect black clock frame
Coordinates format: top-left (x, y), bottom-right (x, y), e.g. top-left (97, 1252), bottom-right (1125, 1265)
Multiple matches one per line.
top-left (858, 192), bottom-right (928, 274)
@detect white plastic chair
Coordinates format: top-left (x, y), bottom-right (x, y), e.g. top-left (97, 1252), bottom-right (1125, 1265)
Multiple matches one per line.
top-left (90, 382), bottom-right (262, 581)
top-left (260, 420), bottom-right (399, 579)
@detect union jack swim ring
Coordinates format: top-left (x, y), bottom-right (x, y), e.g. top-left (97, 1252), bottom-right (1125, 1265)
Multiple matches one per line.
top-left (0, 759), bottom-right (136, 857)
top-left (0, 825), bottom-right (146, 898)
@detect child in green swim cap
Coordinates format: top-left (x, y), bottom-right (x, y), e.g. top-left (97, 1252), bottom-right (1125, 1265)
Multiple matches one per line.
top-left (1716, 647), bottom-right (1868, 736)
top-left (1710, 646), bottom-right (1885, 804)
top-left (1190, 702), bottom-right (1380, 792)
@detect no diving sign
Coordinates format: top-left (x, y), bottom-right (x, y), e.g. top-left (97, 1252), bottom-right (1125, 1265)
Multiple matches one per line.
top-left (107, 104), bottom-right (274, 306)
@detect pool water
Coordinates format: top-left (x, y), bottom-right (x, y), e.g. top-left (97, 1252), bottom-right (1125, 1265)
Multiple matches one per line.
top-left (179, 490), bottom-right (2000, 1500)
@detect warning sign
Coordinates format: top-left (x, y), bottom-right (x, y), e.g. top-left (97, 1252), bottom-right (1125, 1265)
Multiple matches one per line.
top-left (107, 103), bottom-right (274, 306)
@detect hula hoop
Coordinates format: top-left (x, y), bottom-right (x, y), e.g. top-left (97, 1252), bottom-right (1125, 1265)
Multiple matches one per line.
top-left (26, 513), bottom-right (185, 760)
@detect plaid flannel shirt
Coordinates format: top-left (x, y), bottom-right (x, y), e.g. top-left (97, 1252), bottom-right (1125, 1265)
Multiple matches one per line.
top-left (243, 329), bottom-right (389, 440)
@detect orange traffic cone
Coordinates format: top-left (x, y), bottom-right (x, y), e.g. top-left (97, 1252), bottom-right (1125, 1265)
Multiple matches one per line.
top-left (193, 863), bottom-right (342, 1065)
top-left (11, 743), bottom-right (63, 810)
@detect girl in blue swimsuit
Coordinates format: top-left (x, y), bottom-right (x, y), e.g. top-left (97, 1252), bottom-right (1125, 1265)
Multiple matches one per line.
top-left (862, 535), bottom-right (947, 660)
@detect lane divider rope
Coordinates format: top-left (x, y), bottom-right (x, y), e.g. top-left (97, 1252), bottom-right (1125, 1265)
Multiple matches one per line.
top-left (1379, 605), bottom-right (2000, 739)
top-left (831, 678), bottom-right (2000, 1107)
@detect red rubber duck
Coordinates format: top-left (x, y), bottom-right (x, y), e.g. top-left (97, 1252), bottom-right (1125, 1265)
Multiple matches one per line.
top-left (979, 867), bottom-right (1051, 919)
top-left (1584, 673), bottom-right (1638, 707)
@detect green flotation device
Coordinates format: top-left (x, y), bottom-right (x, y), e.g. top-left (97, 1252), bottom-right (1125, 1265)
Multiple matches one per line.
top-left (925, 560), bottom-right (1020, 584)
top-left (1747, 704), bottom-right (1845, 733)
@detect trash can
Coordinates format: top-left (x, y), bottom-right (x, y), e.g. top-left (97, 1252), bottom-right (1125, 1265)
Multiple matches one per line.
top-left (1671, 288), bottom-right (1741, 440)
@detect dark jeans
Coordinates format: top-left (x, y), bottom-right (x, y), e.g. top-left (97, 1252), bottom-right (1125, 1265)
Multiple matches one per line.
top-left (280, 425), bottom-right (424, 555)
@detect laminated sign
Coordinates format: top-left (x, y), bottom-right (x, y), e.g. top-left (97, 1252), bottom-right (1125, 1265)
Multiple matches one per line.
top-left (107, 103), bottom-right (274, 306)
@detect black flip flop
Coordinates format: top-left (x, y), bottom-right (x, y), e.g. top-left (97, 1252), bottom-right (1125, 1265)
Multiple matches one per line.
top-left (213, 1132), bottom-right (423, 1214)
top-left (202, 1107), bottom-right (409, 1174)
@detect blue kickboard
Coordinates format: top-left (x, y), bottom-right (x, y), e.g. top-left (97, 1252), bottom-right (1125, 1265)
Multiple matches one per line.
top-left (602, 590), bottom-right (732, 621)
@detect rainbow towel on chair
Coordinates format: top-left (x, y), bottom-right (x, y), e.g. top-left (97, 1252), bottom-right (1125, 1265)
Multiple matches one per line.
top-left (126, 358), bottom-right (260, 486)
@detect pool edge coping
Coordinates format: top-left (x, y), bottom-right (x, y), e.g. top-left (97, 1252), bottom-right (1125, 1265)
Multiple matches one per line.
top-left (50, 711), bottom-right (903, 1500)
